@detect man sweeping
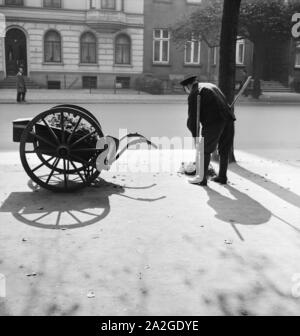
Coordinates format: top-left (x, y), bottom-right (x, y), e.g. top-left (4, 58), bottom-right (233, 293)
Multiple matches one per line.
top-left (180, 75), bottom-right (236, 186)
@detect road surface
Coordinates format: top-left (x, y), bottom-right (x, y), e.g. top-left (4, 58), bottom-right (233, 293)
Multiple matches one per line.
top-left (1, 103), bottom-right (300, 151)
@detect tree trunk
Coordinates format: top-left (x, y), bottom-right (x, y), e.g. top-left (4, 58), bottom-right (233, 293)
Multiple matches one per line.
top-left (252, 37), bottom-right (264, 99)
top-left (218, 0), bottom-right (241, 163)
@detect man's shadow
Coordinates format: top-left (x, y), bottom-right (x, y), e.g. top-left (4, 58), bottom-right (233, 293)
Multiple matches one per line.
top-left (0, 179), bottom-right (165, 230)
top-left (205, 185), bottom-right (272, 241)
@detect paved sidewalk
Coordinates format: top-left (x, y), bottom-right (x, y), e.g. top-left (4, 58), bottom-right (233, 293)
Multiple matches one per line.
top-left (0, 89), bottom-right (300, 104)
top-left (0, 149), bottom-right (300, 315)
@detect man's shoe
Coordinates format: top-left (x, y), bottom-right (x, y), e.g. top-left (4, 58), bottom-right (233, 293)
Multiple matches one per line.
top-left (212, 176), bottom-right (228, 185)
top-left (189, 176), bottom-right (208, 186)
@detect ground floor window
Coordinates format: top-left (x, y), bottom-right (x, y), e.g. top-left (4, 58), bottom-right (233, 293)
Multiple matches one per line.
top-left (115, 34), bottom-right (131, 65)
top-left (5, 0), bottom-right (24, 5)
top-left (101, 0), bottom-right (115, 9)
top-left (43, 0), bottom-right (61, 8)
top-left (236, 38), bottom-right (245, 65)
top-left (295, 42), bottom-right (300, 68)
top-left (116, 76), bottom-right (130, 89)
top-left (80, 32), bottom-right (97, 64)
top-left (44, 30), bottom-right (62, 63)
top-left (153, 29), bottom-right (170, 64)
top-left (212, 46), bottom-right (218, 66)
top-left (185, 37), bottom-right (201, 65)
top-left (82, 76), bottom-right (97, 89)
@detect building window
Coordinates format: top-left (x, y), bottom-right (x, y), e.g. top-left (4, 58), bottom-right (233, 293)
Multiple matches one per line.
top-left (236, 38), bottom-right (245, 65)
top-left (185, 37), bottom-right (201, 65)
top-left (116, 76), bottom-right (130, 89)
top-left (5, 0), bottom-right (24, 5)
top-left (43, 0), bottom-right (61, 8)
top-left (212, 46), bottom-right (218, 66)
top-left (186, 0), bottom-right (202, 3)
top-left (82, 76), bottom-right (97, 89)
top-left (115, 34), bottom-right (131, 65)
top-left (90, 0), bottom-right (96, 9)
top-left (295, 42), bottom-right (300, 68)
top-left (44, 30), bottom-right (62, 63)
top-left (153, 29), bottom-right (170, 64)
top-left (101, 0), bottom-right (116, 9)
top-left (80, 32), bottom-right (97, 64)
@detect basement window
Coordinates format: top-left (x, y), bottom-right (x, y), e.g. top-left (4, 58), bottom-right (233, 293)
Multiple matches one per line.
top-left (82, 76), bottom-right (97, 89)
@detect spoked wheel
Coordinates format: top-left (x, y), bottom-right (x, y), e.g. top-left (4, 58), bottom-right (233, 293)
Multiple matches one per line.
top-left (20, 107), bottom-right (104, 192)
top-left (52, 105), bottom-right (101, 127)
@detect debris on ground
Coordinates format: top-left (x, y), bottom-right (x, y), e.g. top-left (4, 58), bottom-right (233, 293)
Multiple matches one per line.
top-left (87, 291), bottom-right (96, 299)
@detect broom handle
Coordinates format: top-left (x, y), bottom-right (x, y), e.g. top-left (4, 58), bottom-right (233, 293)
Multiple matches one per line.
top-left (196, 87), bottom-right (203, 141)
top-left (196, 94), bottom-right (201, 140)
top-left (195, 89), bottom-right (205, 179)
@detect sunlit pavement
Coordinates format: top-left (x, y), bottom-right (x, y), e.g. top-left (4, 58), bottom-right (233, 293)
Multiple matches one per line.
top-left (0, 147), bottom-right (300, 316)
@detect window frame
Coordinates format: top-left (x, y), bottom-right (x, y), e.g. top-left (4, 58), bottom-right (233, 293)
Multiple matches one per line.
top-left (184, 36), bottom-right (201, 65)
top-left (80, 31), bottom-right (97, 64)
top-left (212, 46), bottom-right (218, 66)
top-left (101, 0), bottom-right (116, 10)
top-left (152, 29), bottom-right (170, 64)
top-left (236, 38), bottom-right (245, 65)
top-left (295, 42), bottom-right (300, 68)
top-left (114, 33), bottom-right (131, 65)
top-left (186, 0), bottom-right (202, 4)
top-left (44, 29), bottom-right (62, 64)
top-left (43, 0), bottom-right (62, 8)
top-left (4, 0), bottom-right (24, 6)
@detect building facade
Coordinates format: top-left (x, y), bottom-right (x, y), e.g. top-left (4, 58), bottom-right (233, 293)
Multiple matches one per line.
top-left (0, 0), bottom-right (299, 91)
top-left (143, 0), bottom-right (254, 92)
top-left (143, 0), bottom-right (300, 92)
top-left (0, 0), bottom-right (144, 89)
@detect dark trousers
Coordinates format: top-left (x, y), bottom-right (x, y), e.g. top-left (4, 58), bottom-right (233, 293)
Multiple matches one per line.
top-left (17, 92), bottom-right (26, 102)
top-left (202, 120), bottom-right (234, 181)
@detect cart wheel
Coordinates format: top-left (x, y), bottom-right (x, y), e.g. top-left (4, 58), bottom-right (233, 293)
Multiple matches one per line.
top-left (52, 105), bottom-right (101, 127)
top-left (20, 107), bottom-right (104, 192)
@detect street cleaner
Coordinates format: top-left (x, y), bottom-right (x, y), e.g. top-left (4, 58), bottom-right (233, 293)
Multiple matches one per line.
top-left (180, 75), bottom-right (236, 187)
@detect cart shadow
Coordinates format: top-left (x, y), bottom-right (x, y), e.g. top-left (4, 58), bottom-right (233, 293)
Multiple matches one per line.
top-left (0, 179), bottom-right (164, 230)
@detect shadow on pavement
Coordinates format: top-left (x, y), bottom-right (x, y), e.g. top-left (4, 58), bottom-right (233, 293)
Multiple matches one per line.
top-left (230, 163), bottom-right (300, 208)
top-left (206, 185), bottom-right (272, 225)
top-left (0, 178), bottom-right (165, 230)
top-left (205, 185), bottom-right (272, 241)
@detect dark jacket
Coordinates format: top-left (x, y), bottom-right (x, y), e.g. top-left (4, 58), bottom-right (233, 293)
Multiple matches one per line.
top-left (16, 73), bottom-right (27, 93)
top-left (187, 82), bottom-right (235, 137)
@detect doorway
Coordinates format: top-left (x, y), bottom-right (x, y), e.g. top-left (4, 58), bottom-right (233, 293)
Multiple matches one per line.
top-left (261, 40), bottom-right (289, 85)
top-left (5, 28), bottom-right (27, 76)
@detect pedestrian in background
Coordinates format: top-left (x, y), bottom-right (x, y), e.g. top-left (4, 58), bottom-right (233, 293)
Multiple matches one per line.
top-left (16, 67), bottom-right (27, 103)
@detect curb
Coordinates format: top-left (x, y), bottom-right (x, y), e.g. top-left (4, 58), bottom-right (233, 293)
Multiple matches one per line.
top-left (1, 99), bottom-right (300, 105)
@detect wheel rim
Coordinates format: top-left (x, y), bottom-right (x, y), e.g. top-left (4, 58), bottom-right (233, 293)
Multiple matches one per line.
top-left (20, 107), bottom-right (104, 192)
